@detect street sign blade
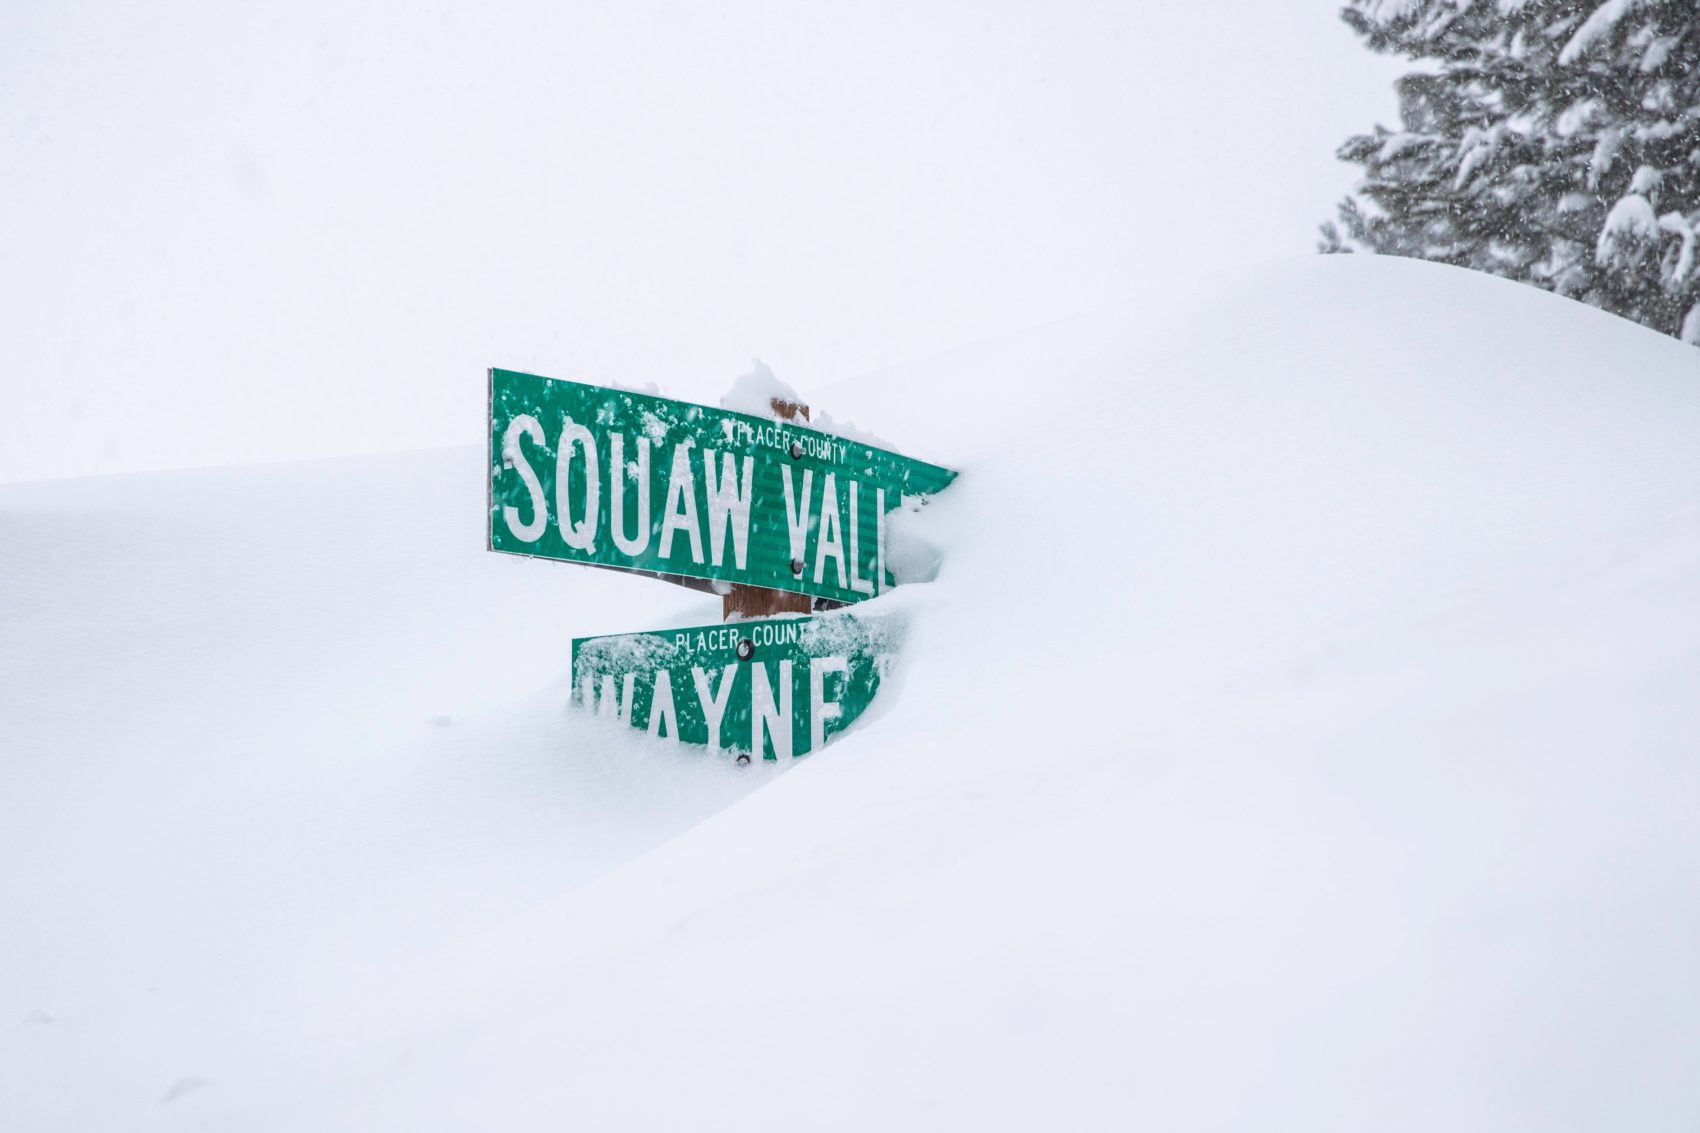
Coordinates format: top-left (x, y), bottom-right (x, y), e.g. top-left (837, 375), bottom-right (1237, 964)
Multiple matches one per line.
top-left (488, 368), bottom-right (955, 604)
top-left (571, 612), bottom-right (900, 760)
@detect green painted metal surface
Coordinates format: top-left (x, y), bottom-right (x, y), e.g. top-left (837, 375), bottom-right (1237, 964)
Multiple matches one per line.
top-left (489, 368), bottom-right (956, 605)
top-left (571, 612), bottom-right (899, 760)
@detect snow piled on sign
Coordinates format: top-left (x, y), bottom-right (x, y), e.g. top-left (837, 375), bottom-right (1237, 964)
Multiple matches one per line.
top-left (718, 358), bottom-right (805, 417)
top-left (5, 255), bottom-right (1700, 1131)
top-left (719, 358), bottom-right (895, 449)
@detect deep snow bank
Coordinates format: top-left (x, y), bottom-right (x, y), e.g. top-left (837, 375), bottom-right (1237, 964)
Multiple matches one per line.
top-left (0, 449), bottom-right (777, 1129)
top-left (5, 256), bottom-right (1700, 1131)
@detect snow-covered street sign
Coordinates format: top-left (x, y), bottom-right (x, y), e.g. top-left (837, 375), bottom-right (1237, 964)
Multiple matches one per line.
top-left (489, 369), bottom-right (955, 606)
top-left (572, 611), bottom-right (898, 761)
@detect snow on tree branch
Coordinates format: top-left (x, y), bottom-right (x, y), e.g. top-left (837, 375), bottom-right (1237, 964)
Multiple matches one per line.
top-left (1325, 0), bottom-right (1700, 343)
top-left (1559, 0), bottom-right (1649, 66)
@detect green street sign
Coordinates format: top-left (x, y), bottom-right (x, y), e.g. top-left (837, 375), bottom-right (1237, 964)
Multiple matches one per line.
top-left (489, 368), bottom-right (956, 605)
top-left (572, 612), bottom-right (900, 761)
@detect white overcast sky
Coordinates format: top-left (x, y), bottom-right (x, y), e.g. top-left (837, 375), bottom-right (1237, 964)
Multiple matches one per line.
top-left (1, 1), bottom-right (1400, 483)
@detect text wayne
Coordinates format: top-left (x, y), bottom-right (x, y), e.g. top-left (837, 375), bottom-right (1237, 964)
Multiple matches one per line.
top-left (581, 646), bottom-right (887, 760)
top-left (500, 414), bottom-right (893, 592)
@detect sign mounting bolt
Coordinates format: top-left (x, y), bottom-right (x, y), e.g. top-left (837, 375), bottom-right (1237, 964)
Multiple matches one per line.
top-left (789, 440), bottom-right (805, 460)
top-left (790, 558), bottom-right (805, 577)
top-left (736, 638), bottom-right (755, 661)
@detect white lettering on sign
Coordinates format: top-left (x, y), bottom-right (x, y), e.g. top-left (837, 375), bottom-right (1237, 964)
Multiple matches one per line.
top-left (847, 480), bottom-right (874, 596)
top-left (501, 414), bottom-right (547, 543)
top-left (814, 473), bottom-right (847, 588)
top-left (609, 432), bottom-right (651, 556)
top-left (724, 420), bottom-right (850, 465)
top-left (579, 622), bottom-right (883, 759)
top-left (647, 669), bottom-right (679, 741)
top-left (504, 419), bottom-right (906, 596)
top-left (580, 672), bottom-right (635, 721)
top-left (810, 655), bottom-right (848, 751)
top-left (751, 620), bottom-right (803, 647)
top-left (781, 464), bottom-right (813, 569)
top-left (750, 659), bottom-right (794, 760)
top-left (875, 487), bottom-right (886, 594)
top-left (598, 673), bottom-right (635, 722)
top-left (702, 449), bottom-right (755, 570)
top-left (556, 417), bottom-right (599, 552)
top-left (669, 619), bottom-right (808, 655)
top-left (659, 443), bottom-right (704, 564)
top-left (692, 663), bottom-right (737, 756)
top-left (493, 372), bottom-right (955, 604)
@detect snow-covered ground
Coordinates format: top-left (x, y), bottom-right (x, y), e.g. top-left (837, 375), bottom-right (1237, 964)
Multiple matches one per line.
top-left (5, 254), bottom-right (1700, 1130)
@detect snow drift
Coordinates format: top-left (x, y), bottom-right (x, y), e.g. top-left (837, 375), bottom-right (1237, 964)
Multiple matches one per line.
top-left (4, 255), bottom-right (1700, 1131)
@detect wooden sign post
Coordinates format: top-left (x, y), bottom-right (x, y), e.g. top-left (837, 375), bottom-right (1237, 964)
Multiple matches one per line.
top-left (723, 396), bottom-right (813, 623)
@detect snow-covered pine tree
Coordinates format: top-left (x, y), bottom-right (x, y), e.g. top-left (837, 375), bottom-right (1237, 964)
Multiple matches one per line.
top-left (1323, 1), bottom-right (1700, 343)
